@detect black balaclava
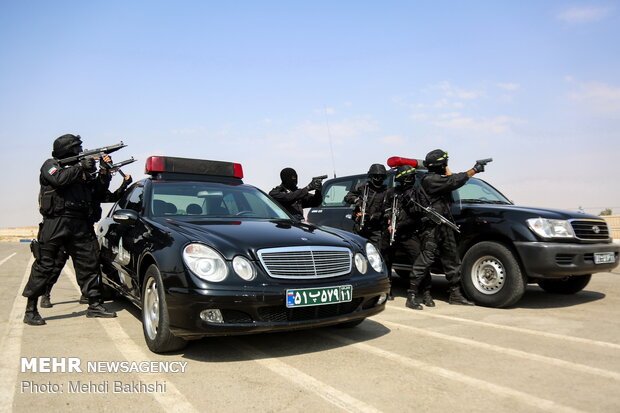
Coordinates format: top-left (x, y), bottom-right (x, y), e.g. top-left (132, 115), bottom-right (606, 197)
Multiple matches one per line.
top-left (395, 165), bottom-right (416, 188)
top-left (424, 149), bottom-right (448, 174)
top-left (280, 167), bottom-right (298, 191)
top-left (367, 164), bottom-right (387, 188)
top-left (52, 134), bottom-right (83, 161)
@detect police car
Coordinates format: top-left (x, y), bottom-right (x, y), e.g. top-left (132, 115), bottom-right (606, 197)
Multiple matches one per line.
top-left (97, 156), bottom-right (390, 353)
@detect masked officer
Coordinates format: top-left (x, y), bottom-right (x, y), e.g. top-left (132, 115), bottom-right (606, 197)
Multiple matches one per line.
top-left (344, 164), bottom-right (390, 271)
top-left (384, 165), bottom-right (419, 301)
top-left (39, 170), bottom-right (133, 308)
top-left (410, 149), bottom-right (486, 307)
top-left (22, 134), bottom-right (117, 325)
top-left (269, 167), bottom-right (323, 221)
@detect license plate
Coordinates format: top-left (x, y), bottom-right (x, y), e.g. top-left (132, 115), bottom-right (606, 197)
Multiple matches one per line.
top-left (594, 252), bottom-right (616, 264)
top-left (286, 285), bottom-right (352, 308)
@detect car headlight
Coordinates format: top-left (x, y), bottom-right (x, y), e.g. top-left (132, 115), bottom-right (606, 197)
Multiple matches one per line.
top-left (526, 218), bottom-right (575, 239)
top-left (365, 242), bottom-right (383, 273)
top-left (183, 243), bottom-right (228, 282)
top-left (354, 253), bottom-right (368, 274)
top-left (232, 255), bottom-right (256, 281)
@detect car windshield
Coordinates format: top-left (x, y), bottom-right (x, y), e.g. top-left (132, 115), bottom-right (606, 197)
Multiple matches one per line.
top-left (150, 182), bottom-right (291, 219)
top-left (452, 178), bottom-right (512, 205)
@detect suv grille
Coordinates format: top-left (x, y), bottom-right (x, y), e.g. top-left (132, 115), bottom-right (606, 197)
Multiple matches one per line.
top-left (570, 220), bottom-right (610, 241)
top-left (257, 246), bottom-right (352, 279)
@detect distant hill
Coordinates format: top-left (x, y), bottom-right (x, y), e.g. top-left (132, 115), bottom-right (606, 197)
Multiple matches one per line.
top-left (0, 226), bottom-right (38, 242)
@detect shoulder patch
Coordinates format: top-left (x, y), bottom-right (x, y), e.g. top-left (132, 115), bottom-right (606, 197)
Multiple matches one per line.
top-left (48, 167), bottom-right (58, 175)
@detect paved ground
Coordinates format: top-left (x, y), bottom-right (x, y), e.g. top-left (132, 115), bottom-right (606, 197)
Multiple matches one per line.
top-left (1, 242), bottom-right (619, 413)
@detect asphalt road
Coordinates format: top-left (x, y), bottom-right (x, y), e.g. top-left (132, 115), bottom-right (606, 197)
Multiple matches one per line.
top-left (1, 242), bottom-right (619, 413)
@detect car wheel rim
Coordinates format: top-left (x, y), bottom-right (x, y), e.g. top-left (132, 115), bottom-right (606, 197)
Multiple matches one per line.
top-left (471, 255), bottom-right (505, 295)
top-left (144, 277), bottom-right (160, 340)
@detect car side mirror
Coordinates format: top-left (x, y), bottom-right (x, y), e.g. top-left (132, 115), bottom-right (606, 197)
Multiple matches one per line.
top-left (112, 209), bottom-right (139, 224)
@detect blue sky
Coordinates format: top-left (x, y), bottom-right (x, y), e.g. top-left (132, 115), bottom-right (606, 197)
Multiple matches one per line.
top-left (1, 1), bottom-right (619, 227)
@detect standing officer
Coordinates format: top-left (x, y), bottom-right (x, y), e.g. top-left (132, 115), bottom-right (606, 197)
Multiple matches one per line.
top-left (344, 164), bottom-right (390, 272)
top-left (39, 170), bottom-right (133, 308)
top-left (411, 149), bottom-right (486, 307)
top-left (384, 164), bottom-right (421, 302)
top-left (23, 134), bottom-right (117, 325)
top-left (269, 167), bottom-right (323, 221)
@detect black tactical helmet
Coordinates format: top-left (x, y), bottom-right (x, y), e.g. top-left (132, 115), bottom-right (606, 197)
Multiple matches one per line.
top-left (52, 134), bottom-right (83, 159)
top-left (395, 165), bottom-right (416, 185)
top-left (424, 149), bottom-right (449, 169)
top-left (367, 164), bottom-right (387, 187)
top-left (280, 167), bottom-right (298, 191)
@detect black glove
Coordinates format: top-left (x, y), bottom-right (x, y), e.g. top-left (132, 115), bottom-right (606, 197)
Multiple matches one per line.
top-left (473, 162), bottom-right (485, 173)
top-left (80, 158), bottom-right (95, 171)
top-left (307, 179), bottom-right (321, 191)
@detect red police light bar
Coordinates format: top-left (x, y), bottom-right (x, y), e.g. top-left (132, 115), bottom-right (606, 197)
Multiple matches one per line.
top-left (387, 156), bottom-right (421, 168)
top-left (145, 156), bottom-right (244, 179)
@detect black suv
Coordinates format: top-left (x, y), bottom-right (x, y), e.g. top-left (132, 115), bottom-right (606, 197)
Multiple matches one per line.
top-left (307, 169), bottom-right (619, 308)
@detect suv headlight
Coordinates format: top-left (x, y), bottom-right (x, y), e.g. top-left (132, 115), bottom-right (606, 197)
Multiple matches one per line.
top-left (183, 243), bottom-right (228, 282)
top-left (526, 218), bottom-right (575, 239)
top-left (365, 242), bottom-right (383, 273)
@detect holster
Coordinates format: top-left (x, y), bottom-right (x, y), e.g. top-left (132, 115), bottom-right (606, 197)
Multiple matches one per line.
top-left (30, 240), bottom-right (41, 260)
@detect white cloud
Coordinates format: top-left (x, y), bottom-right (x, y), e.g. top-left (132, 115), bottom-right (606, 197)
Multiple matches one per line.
top-left (433, 116), bottom-right (522, 134)
top-left (569, 80), bottom-right (620, 114)
top-left (379, 135), bottom-right (406, 145)
top-left (437, 81), bottom-right (483, 100)
top-left (438, 112), bottom-right (461, 119)
top-left (497, 83), bottom-right (521, 91)
top-left (557, 7), bottom-right (612, 23)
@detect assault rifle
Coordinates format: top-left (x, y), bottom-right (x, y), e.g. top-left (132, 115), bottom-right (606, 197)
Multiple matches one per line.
top-left (389, 195), bottom-right (398, 245)
top-left (58, 141), bottom-right (128, 177)
top-left (359, 185), bottom-right (370, 228)
top-left (411, 199), bottom-right (461, 234)
top-left (107, 157), bottom-right (136, 176)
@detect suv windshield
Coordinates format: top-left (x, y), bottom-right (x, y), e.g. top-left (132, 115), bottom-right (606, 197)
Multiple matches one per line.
top-left (452, 178), bottom-right (511, 204)
top-left (150, 182), bottom-right (290, 219)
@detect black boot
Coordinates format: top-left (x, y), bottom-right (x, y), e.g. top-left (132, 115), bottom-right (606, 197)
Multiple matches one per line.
top-left (40, 285), bottom-right (53, 308)
top-left (448, 287), bottom-right (475, 306)
top-left (405, 291), bottom-right (423, 310)
top-left (422, 290), bottom-right (435, 307)
top-left (86, 298), bottom-right (117, 318)
top-left (387, 288), bottom-right (394, 301)
top-left (79, 295), bottom-right (89, 304)
top-left (24, 297), bottom-right (46, 326)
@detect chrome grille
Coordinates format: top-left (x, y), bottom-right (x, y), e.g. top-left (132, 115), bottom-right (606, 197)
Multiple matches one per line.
top-left (257, 246), bottom-right (352, 279)
top-left (570, 219), bottom-right (610, 241)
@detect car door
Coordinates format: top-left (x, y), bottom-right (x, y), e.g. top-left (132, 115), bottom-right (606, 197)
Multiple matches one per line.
top-left (99, 183), bottom-right (146, 298)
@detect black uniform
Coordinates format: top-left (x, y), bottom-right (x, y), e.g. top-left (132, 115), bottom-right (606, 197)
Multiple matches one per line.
top-left (270, 167), bottom-right (322, 221)
top-left (22, 134), bottom-right (117, 325)
top-left (415, 171), bottom-right (469, 289)
top-left (40, 174), bottom-right (133, 306)
top-left (344, 181), bottom-right (390, 260)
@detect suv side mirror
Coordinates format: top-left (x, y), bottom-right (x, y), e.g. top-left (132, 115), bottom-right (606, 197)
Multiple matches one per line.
top-left (112, 209), bottom-right (139, 224)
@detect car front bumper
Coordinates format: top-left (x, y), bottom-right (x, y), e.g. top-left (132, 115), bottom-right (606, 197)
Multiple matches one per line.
top-left (164, 275), bottom-right (390, 338)
top-left (514, 241), bottom-right (620, 279)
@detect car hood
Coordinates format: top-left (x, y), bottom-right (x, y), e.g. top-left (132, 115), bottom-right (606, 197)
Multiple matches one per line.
top-left (458, 203), bottom-right (603, 220)
top-left (152, 218), bottom-right (357, 259)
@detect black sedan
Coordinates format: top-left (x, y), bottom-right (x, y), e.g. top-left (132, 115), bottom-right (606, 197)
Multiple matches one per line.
top-left (97, 156), bottom-right (390, 352)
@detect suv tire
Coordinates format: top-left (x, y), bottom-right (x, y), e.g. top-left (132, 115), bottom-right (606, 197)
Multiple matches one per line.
top-left (142, 264), bottom-right (187, 353)
top-left (537, 274), bottom-right (591, 294)
top-left (461, 241), bottom-right (525, 308)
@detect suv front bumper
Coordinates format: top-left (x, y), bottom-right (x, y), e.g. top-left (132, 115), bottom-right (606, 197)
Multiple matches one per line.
top-left (514, 241), bottom-right (619, 279)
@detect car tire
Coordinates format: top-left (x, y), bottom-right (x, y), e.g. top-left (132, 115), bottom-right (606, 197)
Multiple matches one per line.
top-left (335, 318), bottom-right (365, 328)
top-left (461, 241), bottom-right (525, 308)
top-left (142, 264), bottom-right (187, 353)
top-left (537, 274), bottom-right (592, 294)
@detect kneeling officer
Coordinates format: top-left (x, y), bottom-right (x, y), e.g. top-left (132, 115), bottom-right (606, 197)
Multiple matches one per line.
top-left (22, 134), bottom-right (117, 325)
